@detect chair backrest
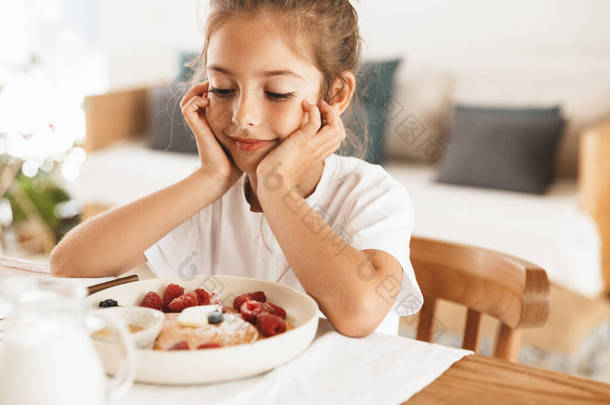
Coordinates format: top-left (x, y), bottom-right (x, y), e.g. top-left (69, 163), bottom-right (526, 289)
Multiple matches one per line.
top-left (409, 236), bottom-right (551, 362)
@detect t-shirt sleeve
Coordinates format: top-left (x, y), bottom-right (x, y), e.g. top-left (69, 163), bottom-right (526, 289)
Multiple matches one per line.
top-left (143, 210), bottom-right (204, 278)
top-left (342, 174), bottom-right (423, 317)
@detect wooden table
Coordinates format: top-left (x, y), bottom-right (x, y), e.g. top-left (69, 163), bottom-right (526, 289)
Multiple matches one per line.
top-left (2, 256), bottom-right (609, 405)
top-left (405, 355), bottom-right (610, 404)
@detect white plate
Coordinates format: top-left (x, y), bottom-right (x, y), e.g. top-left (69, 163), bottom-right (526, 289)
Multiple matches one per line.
top-left (86, 275), bottom-right (319, 385)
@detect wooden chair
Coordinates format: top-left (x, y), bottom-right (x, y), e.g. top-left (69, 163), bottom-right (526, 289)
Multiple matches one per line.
top-left (409, 236), bottom-right (551, 362)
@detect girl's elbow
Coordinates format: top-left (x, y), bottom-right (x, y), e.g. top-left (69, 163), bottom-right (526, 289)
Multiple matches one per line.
top-left (336, 317), bottom-right (377, 338)
top-left (334, 305), bottom-right (379, 338)
top-left (49, 246), bottom-right (71, 277)
top-left (50, 243), bottom-right (83, 278)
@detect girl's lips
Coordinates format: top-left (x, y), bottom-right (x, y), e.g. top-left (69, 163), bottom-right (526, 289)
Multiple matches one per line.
top-left (230, 137), bottom-right (277, 151)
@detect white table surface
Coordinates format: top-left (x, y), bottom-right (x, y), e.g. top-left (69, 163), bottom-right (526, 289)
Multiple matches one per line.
top-left (113, 317), bottom-right (472, 405)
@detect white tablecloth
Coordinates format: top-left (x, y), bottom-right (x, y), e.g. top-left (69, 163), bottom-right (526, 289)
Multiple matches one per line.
top-left (116, 317), bottom-right (472, 405)
top-left (1, 276), bottom-right (473, 404)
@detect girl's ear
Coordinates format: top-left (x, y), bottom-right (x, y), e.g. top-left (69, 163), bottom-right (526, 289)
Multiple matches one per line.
top-left (327, 71), bottom-right (356, 115)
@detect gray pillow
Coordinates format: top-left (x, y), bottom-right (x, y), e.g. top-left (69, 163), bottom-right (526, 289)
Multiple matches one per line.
top-left (148, 84), bottom-right (199, 154)
top-left (436, 105), bottom-right (565, 194)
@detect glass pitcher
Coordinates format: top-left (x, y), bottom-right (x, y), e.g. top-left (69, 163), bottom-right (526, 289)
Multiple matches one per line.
top-left (0, 276), bottom-right (135, 405)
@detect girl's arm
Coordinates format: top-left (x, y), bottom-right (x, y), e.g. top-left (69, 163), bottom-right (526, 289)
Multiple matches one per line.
top-left (51, 82), bottom-right (242, 278)
top-left (50, 170), bottom-right (229, 278)
top-left (256, 100), bottom-right (401, 337)
top-left (257, 175), bottom-right (403, 338)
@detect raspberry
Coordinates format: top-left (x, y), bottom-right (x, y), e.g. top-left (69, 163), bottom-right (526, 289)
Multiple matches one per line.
top-left (168, 341), bottom-right (189, 350)
top-left (162, 283), bottom-right (185, 311)
top-left (193, 288), bottom-right (211, 305)
top-left (196, 342), bottom-right (222, 349)
top-left (233, 291), bottom-right (265, 311)
top-left (257, 313), bottom-right (286, 337)
top-left (249, 291), bottom-right (266, 303)
top-left (168, 291), bottom-right (198, 312)
top-left (139, 291), bottom-right (163, 310)
top-left (262, 302), bottom-right (286, 319)
top-left (240, 300), bottom-right (265, 324)
top-left (233, 294), bottom-right (252, 311)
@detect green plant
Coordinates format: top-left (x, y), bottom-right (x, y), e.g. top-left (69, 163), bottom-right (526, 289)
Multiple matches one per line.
top-left (6, 170), bottom-right (79, 243)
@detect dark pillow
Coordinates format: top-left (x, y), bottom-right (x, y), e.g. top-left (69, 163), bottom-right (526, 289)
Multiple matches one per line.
top-left (341, 59), bottom-right (402, 165)
top-left (148, 83), bottom-right (199, 154)
top-left (436, 105), bottom-right (565, 194)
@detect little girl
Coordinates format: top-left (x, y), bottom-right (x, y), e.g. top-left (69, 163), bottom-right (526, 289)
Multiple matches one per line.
top-left (51, 0), bottom-right (423, 337)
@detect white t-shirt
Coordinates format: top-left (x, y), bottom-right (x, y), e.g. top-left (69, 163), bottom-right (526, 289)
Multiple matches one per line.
top-left (143, 153), bottom-right (423, 335)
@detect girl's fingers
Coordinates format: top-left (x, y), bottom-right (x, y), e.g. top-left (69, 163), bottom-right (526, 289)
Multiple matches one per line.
top-left (300, 100), bottom-right (322, 136)
top-left (319, 100), bottom-right (341, 129)
top-left (180, 81), bottom-right (209, 109)
top-left (319, 139), bottom-right (343, 161)
top-left (182, 95), bottom-right (212, 139)
top-left (311, 117), bottom-right (346, 149)
top-left (313, 127), bottom-right (342, 146)
top-left (315, 100), bottom-right (345, 142)
top-left (181, 95), bottom-right (209, 116)
top-left (313, 129), bottom-right (344, 161)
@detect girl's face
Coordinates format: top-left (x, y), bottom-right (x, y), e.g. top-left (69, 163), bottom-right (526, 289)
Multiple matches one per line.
top-left (205, 15), bottom-right (324, 174)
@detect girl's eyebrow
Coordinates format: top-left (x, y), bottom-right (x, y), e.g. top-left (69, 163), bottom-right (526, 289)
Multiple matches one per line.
top-left (207, 64), bottom-right (304, 80)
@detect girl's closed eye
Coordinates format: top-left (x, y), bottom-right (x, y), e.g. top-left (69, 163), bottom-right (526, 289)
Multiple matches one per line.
top-left (266, 91), bottom-right (295, 102)
top-left (209, 87), bottom-right (234, 97)
top-left (209, 87), bottom-right (295, 102)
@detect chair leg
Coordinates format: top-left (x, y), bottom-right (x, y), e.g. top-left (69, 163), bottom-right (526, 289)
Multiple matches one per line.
top-left (462, 308), bottom-right (481, 353)
top-left (493, 322), bottom-right (523, 362)
top-left (416, 296), bottom-right (437, 342)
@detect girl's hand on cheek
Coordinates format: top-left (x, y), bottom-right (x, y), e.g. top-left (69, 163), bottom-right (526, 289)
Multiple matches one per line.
top-left (256, 99), bottom-right (346, 193)
top-left (180, 81), bottom-right (243, 192)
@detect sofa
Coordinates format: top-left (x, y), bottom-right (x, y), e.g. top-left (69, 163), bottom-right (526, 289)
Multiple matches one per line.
top-left (70, 73), bottom-right (610, 299)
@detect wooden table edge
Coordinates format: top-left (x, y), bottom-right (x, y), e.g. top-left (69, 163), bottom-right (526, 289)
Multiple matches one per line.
top-left (404, 354), bottom-right (610, 404)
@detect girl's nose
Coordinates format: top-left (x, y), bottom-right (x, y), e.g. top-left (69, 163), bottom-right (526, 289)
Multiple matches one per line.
top-left (232, 90), bottom-right (261, 128)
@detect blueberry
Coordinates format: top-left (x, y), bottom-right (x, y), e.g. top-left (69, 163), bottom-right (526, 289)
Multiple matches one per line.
top-left (208, 311), bottom-right (223, 324)
top-left (99, 299), bottom-right (118, 308)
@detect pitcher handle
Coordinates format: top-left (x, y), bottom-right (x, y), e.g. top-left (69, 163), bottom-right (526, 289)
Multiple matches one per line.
top-left (88, 310), bottom-right (136, 402)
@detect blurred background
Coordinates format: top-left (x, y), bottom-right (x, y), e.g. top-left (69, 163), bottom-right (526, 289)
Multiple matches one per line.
top-left (1, 0), bottom-right (609, 383)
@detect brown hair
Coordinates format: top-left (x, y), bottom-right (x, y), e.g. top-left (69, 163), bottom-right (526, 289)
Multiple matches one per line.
top-left (182, 0), bottom-right (370, 159)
